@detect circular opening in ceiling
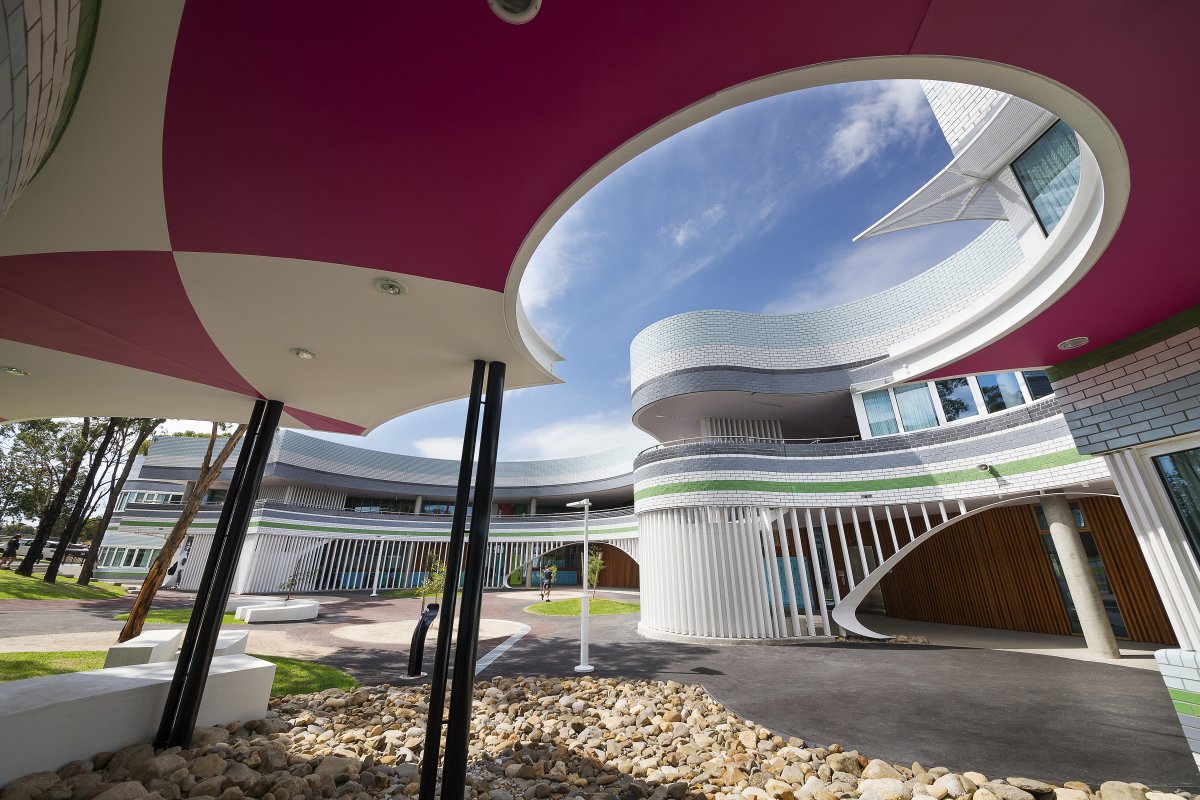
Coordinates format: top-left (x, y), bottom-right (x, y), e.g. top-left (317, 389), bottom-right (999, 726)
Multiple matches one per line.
top-left (489, 0), bottom-right (540, 24)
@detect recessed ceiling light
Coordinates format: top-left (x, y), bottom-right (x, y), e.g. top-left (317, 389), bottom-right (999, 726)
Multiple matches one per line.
top-left (1057, 336), bottom-right (1089, 350)
top-left (291, 348), bottom-right (317, 360)
top-left (375, 277), bottom-right (408, 296)
top-left (2, 366), bottom-right (29, 376)
top-left (488, 0), bottom-right (540, 24)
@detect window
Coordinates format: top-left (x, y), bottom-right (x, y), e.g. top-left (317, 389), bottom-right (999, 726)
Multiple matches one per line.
top-left (345, 496), bottom-right (415, 514)
top-left (862, 390), bottom-right (899, 436)
top-left (1155, 447), bottom-right (1200, 565)
top-left (935, 377), bottom-right (980, 422)
top-left (977, 372), bottom-right (1026, 414)
top-left (205, 489), bottom-right (227, 505)
top-left (893, 384), bottom-right (938, 432)
top-left (1012, 120), bottom-right (1081, 235)
top-left (1022, 370), bottom-right (1054, 401)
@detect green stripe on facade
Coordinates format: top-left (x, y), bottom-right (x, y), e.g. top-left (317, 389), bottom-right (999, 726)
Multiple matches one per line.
top-left (1169, 688), bottom-right (1200, 706)
top-left (1173, 700), bottom-right (1200, 717)
top-left (119, 518), bottom-right (635, 538)
top-left (634, 448), bottom-right (1092, 502)
top-left (1047, 304), bottom-right (1200, 381)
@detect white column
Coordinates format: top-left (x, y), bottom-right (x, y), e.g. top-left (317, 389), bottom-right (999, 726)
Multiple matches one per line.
top-left (413, 496), bottom-right (423, 515)
top-left (1041, 494), bottom-right (1121, 659)
top-left (575, 501), bottom-right (593, 672)
top-left (529, 497), bottom-right (537, 515)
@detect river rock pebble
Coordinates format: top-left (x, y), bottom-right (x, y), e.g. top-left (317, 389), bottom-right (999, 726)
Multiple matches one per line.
top-left (1, 678), bottom-right (1192, 800)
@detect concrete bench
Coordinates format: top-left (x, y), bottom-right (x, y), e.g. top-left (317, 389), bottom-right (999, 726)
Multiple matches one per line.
top-left (104, 629), bottom-right (183, 668)
top-left (213, 629), bottom-right (249, 656)
top-left (225, 597), bottom-right (275, 614)
top-left (235, 599), bottom-right (320, 623)
top-left (0, 655), bottom-right (275, 786)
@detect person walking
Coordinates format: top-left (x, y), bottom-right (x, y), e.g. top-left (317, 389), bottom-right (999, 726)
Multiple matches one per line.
top-left (540, 562), bottom-right (554, 602)
top-left (1, 534), bottom-right (21, 569)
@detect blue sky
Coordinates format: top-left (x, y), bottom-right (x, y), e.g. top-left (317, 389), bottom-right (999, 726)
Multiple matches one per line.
top-left (302, 80), bottom-right (990, 461)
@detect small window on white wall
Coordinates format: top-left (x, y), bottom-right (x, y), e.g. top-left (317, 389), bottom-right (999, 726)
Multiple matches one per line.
top-left (977, 372), bottom-right (1026, 413)
top-left (935, 378), bottom-right (980, 422)
top-left (862, 390), bottom-right (899, 436)
top-left (894, 384), bottom-right (939, 431)
top-left (1022, 370), bottom-right (1054, 400)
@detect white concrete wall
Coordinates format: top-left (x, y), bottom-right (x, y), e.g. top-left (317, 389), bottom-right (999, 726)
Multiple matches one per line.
top-left (0, 655), bottom-right (275, 785)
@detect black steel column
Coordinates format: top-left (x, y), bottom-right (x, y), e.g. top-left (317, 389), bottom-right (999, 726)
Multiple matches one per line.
top-left (419, 360), bottom-right (486, 800)
top-left (167, 399), bottom-right (284, 747)
top-left (441, 361), bottom-right (505, 800)
top-left (155, 399), bottom-right (267, 747)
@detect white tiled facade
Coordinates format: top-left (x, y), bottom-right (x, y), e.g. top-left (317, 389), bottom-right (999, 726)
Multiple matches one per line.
top-left (630, 223), bottom-right (1023, 390)
top-left (919, 80), bottom-right (1007, 154)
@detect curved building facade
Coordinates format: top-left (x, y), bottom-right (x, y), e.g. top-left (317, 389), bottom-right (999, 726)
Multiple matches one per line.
top-left (626, 80), bottom-right (1177, 648)
top-left (96, 80), bottom-right (1184, 659)
top-left (99, 430), bottom-right (641, 594)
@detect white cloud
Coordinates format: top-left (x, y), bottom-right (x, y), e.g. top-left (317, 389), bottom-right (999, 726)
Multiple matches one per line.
top-left (519, 209), bottom-right (596, 312)
top-left (412, 436), bottom-right (466, 460)
top-left (665, 203), bottom-right (727, 248)
top-left (824, 81), bottom-right (932, 177)
top-left (762, 226), bottom-right (983, 315)
top-left (505, 411), bottom-right (654, 460)
top-left (664, 203), bottom-right (727, 248)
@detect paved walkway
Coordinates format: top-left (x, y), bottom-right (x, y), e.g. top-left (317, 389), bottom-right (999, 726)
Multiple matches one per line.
top-left (1, 587), bottom-right (1195, 788)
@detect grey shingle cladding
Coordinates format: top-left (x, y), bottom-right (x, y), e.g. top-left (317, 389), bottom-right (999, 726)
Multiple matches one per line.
top-left (631, 359), bottom-right (881, 415)
top-left (1062, 370), bottom-right (1200, 454)
top-left (633, 397), bottom-right (1065, 474)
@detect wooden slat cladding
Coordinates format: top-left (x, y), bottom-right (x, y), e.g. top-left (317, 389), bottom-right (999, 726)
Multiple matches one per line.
top-left (596, 543), bottom-right (640, 589)
top-left (1080, 496), bottom-right (1176, 645)
top-left (881, 505), bottom-right (1073, 636)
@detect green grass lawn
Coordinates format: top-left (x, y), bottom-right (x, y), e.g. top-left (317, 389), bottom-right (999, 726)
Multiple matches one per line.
top-left (0, 571), bottom-right (126, 600)
top-left (524, 597), bottom-right (640, 616)
top-left (0, 651), bottom-right (355, 697)
top-left (0, 651), bottom-right (106, 681)
top-left (256, 655), bottom-right (357, 695)
top-left (114, 608), bottom-right (244, 625)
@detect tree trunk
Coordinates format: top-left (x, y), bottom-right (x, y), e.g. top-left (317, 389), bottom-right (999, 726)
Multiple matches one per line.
top-left (16, 419), bottom-right (91, 577)
top-left (79, 420), bottom-right (158, 585)
top-left (118, 424), bottom-right (246, 642)
top-left (45, 419), bottom-right (118, 583)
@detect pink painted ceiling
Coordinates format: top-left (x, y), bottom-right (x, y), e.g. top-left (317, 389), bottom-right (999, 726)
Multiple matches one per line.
top-left (160, 1), bottom-right (1199, 370)
top-left (3, 1), bottom-right (1198, 429)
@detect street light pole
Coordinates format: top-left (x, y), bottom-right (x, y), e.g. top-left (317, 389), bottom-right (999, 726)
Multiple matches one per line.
top-left (566, 498), bottom-right (594, 673)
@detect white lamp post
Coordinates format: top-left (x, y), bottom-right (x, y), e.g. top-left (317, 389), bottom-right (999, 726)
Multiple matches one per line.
top-left (566, 498), bottom-right (594, 673)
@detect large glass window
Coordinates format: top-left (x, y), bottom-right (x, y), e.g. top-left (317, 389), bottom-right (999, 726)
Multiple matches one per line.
top-left (977, 372), bottom-right (1026, 414)
top-left (862, 390), bottom-right (899, 436)
top-left (1012, 120), bottom-right (1081, 235)
top-left (1155, 447), bottom-right (1200, 564)
top-left (345, 496), bottom-right (415, 514)
top-left (893, 384), bottom-right (938, 431)
top-left (1022, 370), bottom-right (1055, 401)
top-left (935, 377), bottom-right (980, 422)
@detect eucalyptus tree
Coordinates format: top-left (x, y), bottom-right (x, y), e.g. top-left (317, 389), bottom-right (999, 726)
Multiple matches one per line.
top-left (77, 418), bottom-right (163, 585)
top-left (119, 421), bottom-right (246, 642)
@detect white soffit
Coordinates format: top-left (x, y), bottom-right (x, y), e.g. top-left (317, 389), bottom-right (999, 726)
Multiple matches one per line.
top-left (855, 96), bottom-right (1057, 241)
top-left (0, 1), bottom-right (181, 255)
top-left (174, 253), bottom-right (561, 433)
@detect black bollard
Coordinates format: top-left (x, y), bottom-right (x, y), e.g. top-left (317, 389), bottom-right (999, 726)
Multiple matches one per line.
top-left (407, 603), bottom-right (440, 677)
